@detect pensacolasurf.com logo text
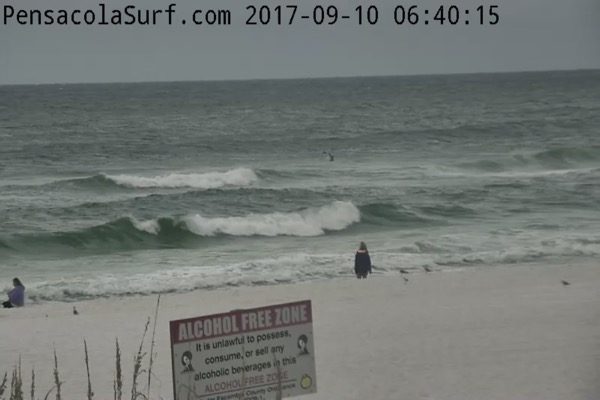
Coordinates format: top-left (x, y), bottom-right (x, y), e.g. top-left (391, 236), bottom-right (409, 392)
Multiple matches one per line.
top-left (2, 3), bottom-right (231, 26)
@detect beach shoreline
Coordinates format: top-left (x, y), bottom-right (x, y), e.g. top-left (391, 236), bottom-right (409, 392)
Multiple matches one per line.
top-left (1, 261), bottom-right (598, 400)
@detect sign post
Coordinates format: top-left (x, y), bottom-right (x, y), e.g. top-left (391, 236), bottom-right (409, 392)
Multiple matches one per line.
top-left (170, 300), bottom-right (317, 400)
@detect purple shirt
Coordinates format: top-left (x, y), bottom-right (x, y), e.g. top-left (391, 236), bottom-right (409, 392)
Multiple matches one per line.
top-left (8, 285), bottom-right (25, 307)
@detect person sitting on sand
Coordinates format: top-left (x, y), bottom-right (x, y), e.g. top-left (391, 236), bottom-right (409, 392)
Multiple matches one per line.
top-left (354, 242), bottom-right (372, 279)
top-left (3, 278), bottom-right (25, 308)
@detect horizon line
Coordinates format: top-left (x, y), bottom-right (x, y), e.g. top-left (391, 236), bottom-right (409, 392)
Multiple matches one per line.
top-left (1, 66), bottom-right (599, 87)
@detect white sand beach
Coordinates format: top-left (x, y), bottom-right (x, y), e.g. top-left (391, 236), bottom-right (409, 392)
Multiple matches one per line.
top-left (1, 262), bottom-right (598, 400)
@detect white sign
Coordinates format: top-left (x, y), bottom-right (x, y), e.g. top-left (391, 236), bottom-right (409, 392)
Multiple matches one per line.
top-left (170, 300), bottom-right (317, 400)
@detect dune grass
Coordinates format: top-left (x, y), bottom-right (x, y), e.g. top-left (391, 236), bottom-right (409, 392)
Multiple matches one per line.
top-left (1, 296), bottom-right (161, 400)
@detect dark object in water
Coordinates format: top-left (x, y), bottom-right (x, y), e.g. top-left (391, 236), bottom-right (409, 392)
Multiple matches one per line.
top-left (399, 268), bottom-right (409, 274)
top-left (423, 265), bottom-right (432, 273)
top-left (73, 306), bottom-right (79, 315)
top-left (561, 280), bottom-right (570, 286)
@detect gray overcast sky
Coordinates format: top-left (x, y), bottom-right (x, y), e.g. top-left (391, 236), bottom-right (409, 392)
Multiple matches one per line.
top-left (0, 0), bottom-right (599, 84)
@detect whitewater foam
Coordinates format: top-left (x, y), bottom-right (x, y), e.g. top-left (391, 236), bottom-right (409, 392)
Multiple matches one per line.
top-left (105, 167), bottom-right (258, 189)
top-left (131, 217), bottom-right (160, 235)
top-left (183, 200), bottom-right (360, 237)
top-left (19, 233), bottom-right (600, 303)
top-left (24, 252), bottom-right (349, 302)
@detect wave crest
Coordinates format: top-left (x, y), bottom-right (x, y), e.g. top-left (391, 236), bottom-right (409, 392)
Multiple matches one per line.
top-left (105, 167), bottom-right (258, 189)
top-left (183, 201), bottom-right (360, 237)
top-left (0, 201), bottom-right (361, 255)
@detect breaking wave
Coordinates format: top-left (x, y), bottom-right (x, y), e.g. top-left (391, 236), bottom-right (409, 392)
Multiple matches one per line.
top-left (0, 201), bottom-right (361, 254)
top-left (184, 201), bottom-right (360, 237)
top-left (0, 201), bottom-right (485, 257)
top-left (42, 167), bottom-right (259, 190)
top-left (105, 168), bottom-right (258, 189)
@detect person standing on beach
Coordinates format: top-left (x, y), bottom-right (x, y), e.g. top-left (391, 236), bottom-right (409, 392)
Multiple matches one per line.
top-left (2, 278), bottom-right (25, 308)
top-left (354, 242), bottom-right (372, 279)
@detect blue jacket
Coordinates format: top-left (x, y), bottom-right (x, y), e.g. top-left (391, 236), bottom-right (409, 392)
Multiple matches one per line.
top-left (8, 285), bottom-right (25, 307)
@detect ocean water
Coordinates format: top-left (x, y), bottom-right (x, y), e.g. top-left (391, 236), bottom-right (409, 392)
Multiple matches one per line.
top-left (1, 70), bottom-right (599, 303)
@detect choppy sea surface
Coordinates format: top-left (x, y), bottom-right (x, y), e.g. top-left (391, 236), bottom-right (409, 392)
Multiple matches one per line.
top-left (1, 70), bottom-right (599, 302)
